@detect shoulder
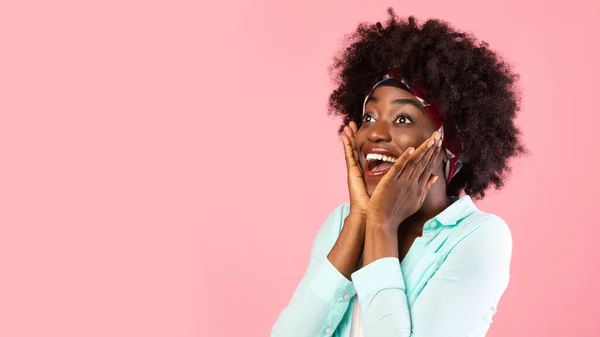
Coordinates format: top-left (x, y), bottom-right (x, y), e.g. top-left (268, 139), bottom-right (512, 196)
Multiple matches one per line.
top-left (459, 211), bottom-right (512, 246)
top-left (448, 210), bottom-right (513, 268)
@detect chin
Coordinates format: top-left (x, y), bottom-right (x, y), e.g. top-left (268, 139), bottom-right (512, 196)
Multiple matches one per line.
top-left (364, 179), bottom-right (379, 196)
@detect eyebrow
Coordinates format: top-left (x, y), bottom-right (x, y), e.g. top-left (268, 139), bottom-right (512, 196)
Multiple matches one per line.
top-left (366, 96), bottom-right (425, 111)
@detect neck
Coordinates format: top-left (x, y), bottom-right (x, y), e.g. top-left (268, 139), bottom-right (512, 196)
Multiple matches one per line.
top-left (402, 180), bottom-right (452, 237)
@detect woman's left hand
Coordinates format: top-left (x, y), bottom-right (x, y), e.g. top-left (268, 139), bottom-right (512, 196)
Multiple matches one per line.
top-left (366, 131), bottom-right (444, 232)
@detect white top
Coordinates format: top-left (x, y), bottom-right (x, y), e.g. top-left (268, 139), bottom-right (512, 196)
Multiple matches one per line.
top-left (349, 295), bottom-right (364, 337)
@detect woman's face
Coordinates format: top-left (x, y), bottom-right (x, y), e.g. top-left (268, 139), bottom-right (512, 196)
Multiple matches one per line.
top-left (355, 85), bottom-right (441, 195)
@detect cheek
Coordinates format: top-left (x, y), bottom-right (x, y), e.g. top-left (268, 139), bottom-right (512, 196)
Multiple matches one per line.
top-left (354, 129), bottom-right (367, 146)
top-left (391, 130), bottom-right (427, 149)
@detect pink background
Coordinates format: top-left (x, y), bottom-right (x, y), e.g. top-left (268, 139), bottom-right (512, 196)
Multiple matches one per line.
top-left (1, 0), bottom-right (599, 336)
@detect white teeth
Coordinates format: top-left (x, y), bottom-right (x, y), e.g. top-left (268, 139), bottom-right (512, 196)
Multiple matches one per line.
top-left (366, 153), bottom-right (397, 163)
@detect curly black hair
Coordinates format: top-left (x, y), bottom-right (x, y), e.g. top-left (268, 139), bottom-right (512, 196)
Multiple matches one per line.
top-left (328, 8), bottom-right (526, 199)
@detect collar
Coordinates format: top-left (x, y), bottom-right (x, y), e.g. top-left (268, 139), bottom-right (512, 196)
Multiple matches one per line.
top-left (434, 195), bottom-right (478, 226)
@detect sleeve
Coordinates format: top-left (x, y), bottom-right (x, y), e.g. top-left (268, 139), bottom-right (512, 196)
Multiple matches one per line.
top-left (271, 203), bottom-right (357, 337)
top-left (350, 216), bottom-right (513, 337)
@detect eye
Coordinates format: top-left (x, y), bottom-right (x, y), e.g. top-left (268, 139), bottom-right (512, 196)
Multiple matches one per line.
top-left (395, 114), bottom-right (413, 124)
top-left (362, 113), bottom-right (376, 123)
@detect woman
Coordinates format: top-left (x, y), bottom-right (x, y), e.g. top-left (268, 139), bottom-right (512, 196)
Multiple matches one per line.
top-left (271, 9), bottom-right (525, 337)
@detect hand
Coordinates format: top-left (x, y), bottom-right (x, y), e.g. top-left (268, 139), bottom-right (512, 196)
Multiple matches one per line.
top-left (365, 131), bottom-right (444, 231)
top-left (342, 121), bottom-right (370, 219)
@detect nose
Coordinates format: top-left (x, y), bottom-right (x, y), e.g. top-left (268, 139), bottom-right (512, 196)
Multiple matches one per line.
top-left (366, 120), bottom-right (392, 143)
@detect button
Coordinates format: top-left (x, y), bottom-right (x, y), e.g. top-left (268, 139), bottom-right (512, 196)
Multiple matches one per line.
top-left (343, 294), bottom-right (351, 300)
top-left (429, 221), bottom-right (437, 229)
top-left (325, 328), bottom-right (333, 335)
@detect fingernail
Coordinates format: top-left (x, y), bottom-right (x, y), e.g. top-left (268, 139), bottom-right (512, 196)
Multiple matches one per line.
top-left (408, 147), bottom-right (415, 154)
top-left (432, 175), bottom-right (439, 184)
top-left (437, 139), bottom-right (443, 147)
top-left (435, 131), bottom-right (441, 140)
top-left (428, 139), bottom-right (434, 147)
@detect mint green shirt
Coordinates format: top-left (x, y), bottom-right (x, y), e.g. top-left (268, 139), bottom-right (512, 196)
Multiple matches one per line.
top-left (271, 195), bottom-right (512, 337)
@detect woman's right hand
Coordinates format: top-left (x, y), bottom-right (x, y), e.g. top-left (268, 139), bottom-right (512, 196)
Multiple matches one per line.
top-left (342, 121), bottom-right (369, 219)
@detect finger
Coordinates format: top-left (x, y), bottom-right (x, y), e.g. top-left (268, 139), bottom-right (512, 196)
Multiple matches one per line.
top-left (382, 146), bottom-right (415, 183)
top-left (418, 139), bottom-right (444, 185)
top-left (412, 137), bottom-right (442, 181)
top-left (348, 126), bottom-right (357, 152)
top-left (402, 131), bottom-right (440, 180)
top-left (343, 124), bottom-right (357, 151)
top-left (420, 175), bottom-right (439, 204)
top-left (342, 132), bottom-right (360, 172)
top-left (343, 125), bottom-right (354, 140)
top-left (349, 121), bottom-right (359, 135)
top-left (426, 175), bottom-right (440, 190)
top-left (345, 124), bottom-right (361, 166)
top-left (353, 149), bottom-right (361, 167)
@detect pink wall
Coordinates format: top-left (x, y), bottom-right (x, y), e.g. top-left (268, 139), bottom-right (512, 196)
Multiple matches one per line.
top-left (1, 0), bottom-right (599, 336)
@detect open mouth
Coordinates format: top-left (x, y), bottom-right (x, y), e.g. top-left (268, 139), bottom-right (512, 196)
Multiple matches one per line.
top-left (365, 153), bottom-right (397, 176)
